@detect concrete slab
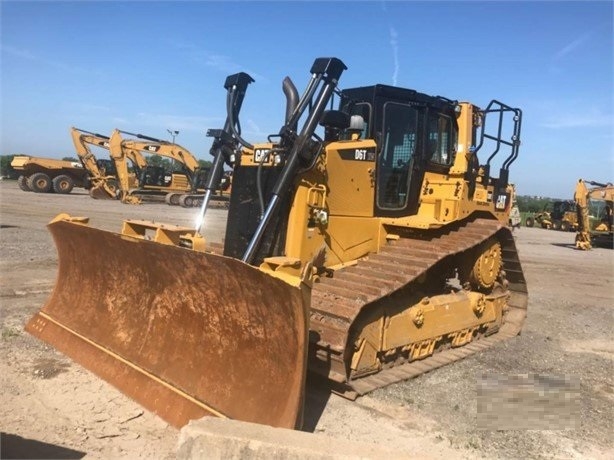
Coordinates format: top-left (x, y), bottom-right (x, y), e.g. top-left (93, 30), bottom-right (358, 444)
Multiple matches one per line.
top-left (177, 417), bottom-right (409, 460)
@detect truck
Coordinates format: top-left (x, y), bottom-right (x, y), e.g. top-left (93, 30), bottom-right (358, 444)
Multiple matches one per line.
top-left (11, 155), bottom-right (89, 194)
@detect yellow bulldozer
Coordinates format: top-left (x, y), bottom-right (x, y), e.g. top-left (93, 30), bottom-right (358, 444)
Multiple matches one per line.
top-left (550, 200), bottom-right (578, 231)
top-left (26, 58), bottom-right (528, 430)
top-left (524, 200), bottom-right (577, 231)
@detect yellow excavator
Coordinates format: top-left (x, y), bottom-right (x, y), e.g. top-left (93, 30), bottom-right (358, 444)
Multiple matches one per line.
top-left (26, 58), bottom-right (527, 430)
top-left (107, 129), bottom-right (215, 205)
top-left (574, 179), bottom-right (613, 249)
top-left (71, 127), bottom-right (146, 200)
top-left (165, 169), bottom-right (233, 208)
top-left (108, 129), bottom-right (194, 204)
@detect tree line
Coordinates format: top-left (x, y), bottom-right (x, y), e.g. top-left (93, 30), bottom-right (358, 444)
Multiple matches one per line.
top-left (515, 195), bottom-right (564, 213)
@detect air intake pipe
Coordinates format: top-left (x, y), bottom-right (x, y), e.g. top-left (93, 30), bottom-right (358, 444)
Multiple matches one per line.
top-left (282, 77), bottom-right (299, 131)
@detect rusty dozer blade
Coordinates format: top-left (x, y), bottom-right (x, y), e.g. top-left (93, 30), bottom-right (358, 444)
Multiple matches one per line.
top-left (26, 217), bottom-right (308, 429)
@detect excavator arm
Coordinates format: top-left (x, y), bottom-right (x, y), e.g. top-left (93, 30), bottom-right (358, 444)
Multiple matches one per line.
top-left (119, 133), bottom-right (201, 174)
top-left (70, 127), bottom-right (119, 199)
top-left (107, 130), bottom-right (143, 204)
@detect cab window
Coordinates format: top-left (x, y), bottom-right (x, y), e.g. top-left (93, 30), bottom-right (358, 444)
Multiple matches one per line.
top-left (427, 113), bottom-right (454, 166)
top-left (377, 102), bottom-right (419, 210)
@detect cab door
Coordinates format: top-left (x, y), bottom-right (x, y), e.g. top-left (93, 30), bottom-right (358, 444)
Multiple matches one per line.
top-left (375, 101), bottom-right (422, 217)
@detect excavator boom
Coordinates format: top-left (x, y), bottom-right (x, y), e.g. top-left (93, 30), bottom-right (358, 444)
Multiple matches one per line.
top-left (70, 127), bottom-right (120, 199)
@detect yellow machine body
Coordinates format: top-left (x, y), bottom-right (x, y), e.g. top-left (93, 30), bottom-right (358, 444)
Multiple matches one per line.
top-left (240, 101), bottom-right (526, 388)
top-left (26, 58), bottom-right (527, 429)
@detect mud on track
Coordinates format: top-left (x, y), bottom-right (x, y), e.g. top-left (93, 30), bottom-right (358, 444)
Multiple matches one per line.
top-left (1, 180), bottom-right (612, 459)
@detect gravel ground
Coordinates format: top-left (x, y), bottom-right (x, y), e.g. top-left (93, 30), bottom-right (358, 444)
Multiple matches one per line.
top-left (0, 180), bottom-right (612, 459)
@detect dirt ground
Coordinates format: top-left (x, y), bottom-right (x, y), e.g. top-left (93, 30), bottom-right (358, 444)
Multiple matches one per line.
top-left (0, 180), bottom-right (612, 459)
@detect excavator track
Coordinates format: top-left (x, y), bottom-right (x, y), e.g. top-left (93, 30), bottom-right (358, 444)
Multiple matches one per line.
top-left (308, 217), bottom-right (527, 398)
top-left (163, 192), bottom-right (230, 208)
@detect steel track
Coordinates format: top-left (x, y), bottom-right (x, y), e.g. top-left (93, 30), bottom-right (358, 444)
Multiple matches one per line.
top-left (308, 218), bottom-right (528, 398)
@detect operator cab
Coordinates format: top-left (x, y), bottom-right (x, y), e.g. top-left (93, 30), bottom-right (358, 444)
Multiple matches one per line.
top-left (551, 200), bottom-right (575, 220)
top-left (139, 165), bottom-right (171, 187)
top-left (96, 159), bottom-right (117, 177)
top-left (339, 85), bottom-right (458, 218)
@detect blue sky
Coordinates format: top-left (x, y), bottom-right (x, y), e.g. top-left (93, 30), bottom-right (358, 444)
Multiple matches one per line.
top-left (1, 0), bottom-right (612, 198)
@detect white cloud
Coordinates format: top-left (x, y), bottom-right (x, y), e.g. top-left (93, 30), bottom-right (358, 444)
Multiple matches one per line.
top-left (1, 43), bottom-right (96, 75)
top-left (244, 119), bottom-right (265, 137)
top-left (553, 32), bottom-right (592, 60)
top-left (541, 111), bottom-right (613, 129)
top-left (1, 45), bottom-right (36, 60)
top-left (167, 40), bottom-right (265, 82)
top-left (72, 103), bottom-right (111, 112)
top-left (390, 26), bottom-right (399, 86)
top-left (134, 112), bottom-right (225, 132)
top-left (379, 2), bottom-right (399, 86)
